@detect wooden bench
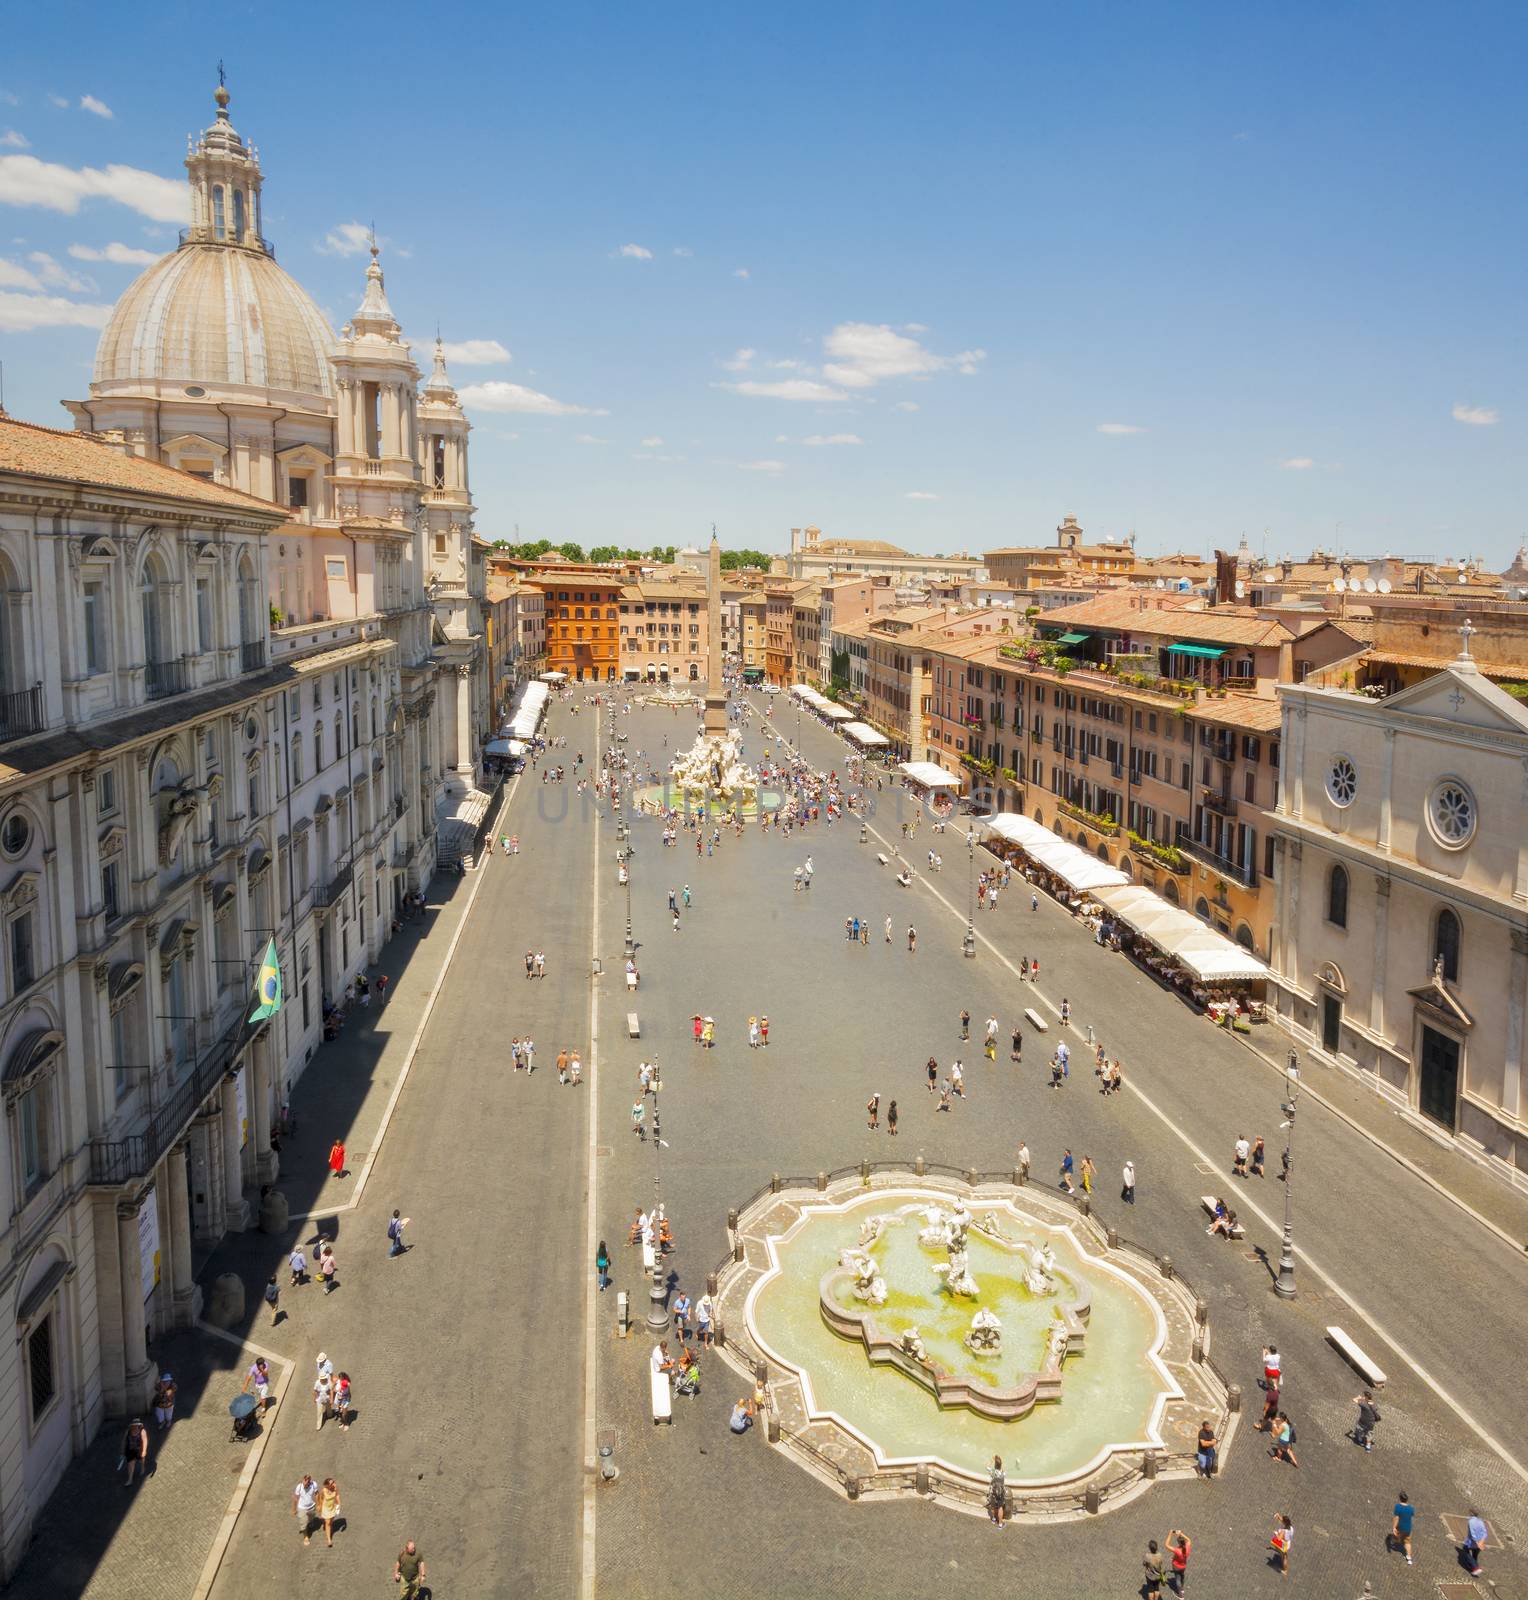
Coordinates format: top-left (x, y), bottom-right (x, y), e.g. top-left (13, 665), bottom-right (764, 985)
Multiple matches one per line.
top-left (1024, 1008), bottom-right (1048, 1033)
top-left (650, 1363), bottom-right (673, 1424)
top-left (1200, 1195), bottom-right (1245, 1239)
top-left (1327, 1325), bottom-right (1387, 1388)
top-left (627, 1011), bottom-right (640, 1038)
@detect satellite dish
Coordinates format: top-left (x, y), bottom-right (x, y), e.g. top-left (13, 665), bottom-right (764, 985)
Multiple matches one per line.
top-left (1377, 578), bottom-right (1392, 594)
top-left (1234, 580), bottom-right (1246, 597)
top-left (1261, 568), bottom-right (1279, 582)
top-left (1332, 577), bottom-right (1346, 592)
top-left (1363, 578), bottom-right (1377, 593)
top-left (1155, 579), bottom-right (1165, 589)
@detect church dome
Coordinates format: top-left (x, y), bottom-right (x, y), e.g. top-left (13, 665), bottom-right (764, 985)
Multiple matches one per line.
top-left (92, 242), bottom-right (336, 401)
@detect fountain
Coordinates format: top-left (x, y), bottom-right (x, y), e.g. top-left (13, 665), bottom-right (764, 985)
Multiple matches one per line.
top-left (715, 1170), bottom-right (1230, 1512)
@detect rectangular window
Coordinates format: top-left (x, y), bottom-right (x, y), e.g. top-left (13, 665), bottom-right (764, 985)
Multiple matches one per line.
top-left (98, 767), bottom-right (117, 815)
top-left (287, 474), bottom-right (309, 509)
top-left (102, 859), bottom-right (120, 921)
top-left (18, 1084), bottom-right (45, 1193)
top-left (28, 1315), bottom-right (55, 1422)
top-left (111, 1003), bottom-right (131, 1102)
top-left (197, 578), bottom-right (213, 653)
top-left (83, 581), bottom-right (108, 674)
top-left (10, 911), bottom-right (35, 992)
top-left (248, 774), bottom-right (260, 819)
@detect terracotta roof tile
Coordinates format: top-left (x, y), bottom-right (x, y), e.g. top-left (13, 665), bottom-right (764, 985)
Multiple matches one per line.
top-left (0, 414), bottom-right (285, 515)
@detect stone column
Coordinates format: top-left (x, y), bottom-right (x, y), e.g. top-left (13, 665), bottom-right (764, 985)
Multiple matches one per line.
top-left (252, 1032), bottom-right (277, 1183)
top-left (1369, 875), bottom-right (1390, 1038)
top-left (222, 1079), bottom-right (249, 1232)
top-left (1505, 930), bottom-right (1527, 1123)
top-left (117, 1201), bottom-right (154, 1411)
top-left (189, 1115), bottom-right (216, 1243)
top-left (1378, 729), bottom-right (1395, 853)
top-left (166, 1142), bottom-right (200, 1327)
top-left (456, 665), bottom-right (473, 783)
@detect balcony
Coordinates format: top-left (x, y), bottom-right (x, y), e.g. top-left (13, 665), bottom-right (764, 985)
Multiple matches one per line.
top-left (1201, 786), bottom-right (1236, 815)
top-left (1176, 824), bottom-right (1258, 888)
top-left (1205, 733), bottom-right (1236, 764)
top-left (144, 657), bottom-right (192, 700)
top-left (88, 1018), bottom-right (245, 1187)
top-left (0, 683), bottom-right (45, 742)
top-left (241, 640), bottom-right (267, 672)
top-left (1058, 798), bottom-right (1118, 836)
top-left (313, 858), bottom-right (355, 909)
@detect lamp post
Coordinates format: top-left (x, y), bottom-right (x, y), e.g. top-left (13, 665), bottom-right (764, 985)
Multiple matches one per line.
top-left (1273, 1050), bottom-right (1299, 1299)
top-left (963, 823), bottom-right (977, 958)
top-left (645, 1100), bottom-right (670, 1334)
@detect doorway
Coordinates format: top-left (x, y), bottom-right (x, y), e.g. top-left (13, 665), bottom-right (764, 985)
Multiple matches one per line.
top-left (1418, 1026), bottom-right (1460, 1130)
top-left (1320, 993), bottom-right (1341, 1054)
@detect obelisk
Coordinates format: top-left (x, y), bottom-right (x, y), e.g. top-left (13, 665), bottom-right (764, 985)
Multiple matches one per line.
top-left (704, 530), bottom-right (728, 734)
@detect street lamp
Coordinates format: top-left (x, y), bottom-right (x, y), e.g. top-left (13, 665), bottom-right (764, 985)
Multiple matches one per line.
top-left (1273, 1050), bottom-right (1299, 1300)
top-left (645, 1100), bottom-right (670, 1334)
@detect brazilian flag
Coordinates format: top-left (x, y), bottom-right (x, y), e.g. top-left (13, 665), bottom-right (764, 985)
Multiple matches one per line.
top-left (249, 938), bottom-right (283, 1024)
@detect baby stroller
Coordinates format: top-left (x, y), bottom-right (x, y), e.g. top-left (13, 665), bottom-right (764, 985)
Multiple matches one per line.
top-left (674, 1358), bottom-right (701, 1398)
top-left (228, 1392), bottom-right (259, 1442)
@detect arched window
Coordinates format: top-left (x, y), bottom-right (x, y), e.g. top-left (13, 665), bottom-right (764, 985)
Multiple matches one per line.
top-left (232, 189), bottom-right (245, 241)
top-left (0, 553), bottom-right (20, 696)
top-left (237, 555), bottom-right (259, 648)
top-left (1327, 863), bottom-right (1349, 928)
top-left (140, 555), bottom-right (170, 666)
top-left (1433, 908), bottom-right (1461, 982)
top-left (212, 185), bottom-right (225, 237)
top-left (1194, 896), bottom-right (1211, 921)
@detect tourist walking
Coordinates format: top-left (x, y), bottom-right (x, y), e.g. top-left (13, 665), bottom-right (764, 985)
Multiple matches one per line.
top-left (333, 1372), bottom-right (352, 1430)
top-left (760, 1016), bottom-right (770, 1047)
top-left (888, 1100), bottom-right (898, 1136)
top-left (293, 1473), bottom-right (319, 1545)
top-left (1269, 1513), bottom-right (1293, 1576)
top-left (265, 1274), bottom-right (281, 1325)
top-left (927, 1057), bottom-right (938, 1094)
top-left (1268, 1413), bottom-right (1298, 1466)
top-left (867, 1094), bottom-right (880, 1130)
top-left (394, 1541), bottom-right (427, 1599)
top-left (1121, 1160), bottom-right (1136, 1204)
top-left (1141, 1539), bottom-right (1165, 1596)
top-left (907, 925), bottom-right (917, 953)
top-left (884, 916), bottom-right (893, 942)
top-left (1010, 1025), bottom-right (1023, 1062)
top-left (1059, 1149), bottom-right (1075, 1193)
top-left (1250, 1136), bottom-right (1266, 1176)
top-left (748, 1016), bottom-right (760, 1049)
top-left (695, 1292), bottom-right (715, 1347)
top-left (152, 1373), bottom-right (177, 1431)
top-left (387, 1211), bottom-right (410, 1256)
top-left (632, 1100), bottom-right (646, 1141)
top-left (289, 1245), bottom-right (307, 1287)
top-left (319, 1245), bottom-right (338, 1294)
top-left (596, 1241), bottom-right (611, 1291)
top-left (1390, 1493), bottom-right (1416, 1565)
top-left (938, 1080), bottom-right (953, 1112)
top-left (314, 1367), bottom-right (333, 1431)
top-left (1463, 1508), bottom-right (1489, 1575)
top-left (1031, 890), bottom-right (1039, 912)
top-left (316, 1477), bottom-right (341, 1546)
top-left (960, 1008), bottom-right (970, 1040)
top-left (1195, 1420), bottom-right (1217, 1477)
top-left (1352, 1390), bottom-right (1381, 1452)
top-left (328, 1139), bottom-right (346, 1180)
top-left (244, 1357), bottom-right (272, 1413)
top-left (986, 1456), bottom-right (1007, 1528)
top-left (1079, 1155), bottom-right (1094, 1195)
top-left (950, 1061), bottom-right (964, 1098)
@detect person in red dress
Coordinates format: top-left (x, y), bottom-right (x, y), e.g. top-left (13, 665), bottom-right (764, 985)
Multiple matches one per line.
top-left (328, 1140), bottom-right (346, 1179)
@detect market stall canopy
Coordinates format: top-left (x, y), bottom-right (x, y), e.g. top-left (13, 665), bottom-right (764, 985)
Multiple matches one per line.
top-left (539, 670), bottom-right (568, 681)
top-left (1094, 885), bottom-right (1269, 980)
top-left (484, 738), bottom-right (517, 756)
top-left (897, 760), bottom-right (964, 791)
top-left (984, 811), bottom-right (1127, 891)
top-left (820, 703), bottom-right (854, 721)
top-left (843, 721), bottom-right (890, 747)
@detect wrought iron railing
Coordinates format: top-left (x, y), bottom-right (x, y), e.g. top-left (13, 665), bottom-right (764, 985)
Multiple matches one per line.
top-left (313, 858), bottom-right (354, 908)
top-left (145, 657), bottom-right (192, 700)
top-left (241, 640), bottom-right (267, 672)
top-left (0, 683), bottom-right (45, 742)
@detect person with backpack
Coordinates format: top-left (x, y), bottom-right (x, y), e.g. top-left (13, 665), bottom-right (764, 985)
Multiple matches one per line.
top-left (1353, 1390), bottom-right (1381, 1451)
top-left (1268, 1413), bottom-right (1298, 1466)
top-left (387, 1211), bottom-right (410, 1257)
top-left (118, 1417), bottom-right (150, 1486)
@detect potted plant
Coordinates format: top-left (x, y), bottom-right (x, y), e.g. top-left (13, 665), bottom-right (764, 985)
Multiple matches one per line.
top-left (269, 604), bottom-right (284, 629)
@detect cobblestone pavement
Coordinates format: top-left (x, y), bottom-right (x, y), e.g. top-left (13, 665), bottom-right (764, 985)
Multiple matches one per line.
top-left (591, 692), bottom-right (1527, 1599)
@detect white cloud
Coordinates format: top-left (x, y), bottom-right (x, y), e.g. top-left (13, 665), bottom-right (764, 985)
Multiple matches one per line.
top-left (436, 338), bottom-right (511, 365)
top-left (633, 452), bottom-right (685, 463)
top-left (575, 433), bottom-right (608, 444)
top-left (820, 321), bottom-right (985, 390)
top-left (27, 250), bottom-right (93, 291)
top-left (672, 246), bottom-right (693, 257)
top-left (1452, 403), bottom-right (1498, 426)
top-left (0, 154), bottom-right (188, 221)
top-left (719, 378), bottom-right (846, 403)
top-left (902, 322), bottom-right (929, 334)
top-left (617, 243), bottom-right (653, 259)
top-left (47, 94), bottom-right (69, 109)
top-left (720, 347), bottom-right (755, 372)
top-left (738, 458), bottom-right (785, 474)
top-left (769, 358), bottom-right (803, 370)
top-left (904, 490), bottom-right (939, 501)
top-left (318, 221), bottom-right (375, 257)
top-left (68, 239), bottom-right (156, 265)
top-left (893, 400), bottom-right (919, 412)
top-left (802, 433), bottom-right (863, 446)
top-left (1096, 422), bottom-right (1145, 435)
top-left (1280, 456), bottom-right (1315, 470)
top-left (0, 131), bottom-right (27, 150)
top-left (774, 434), bottom-right (789, 444)
top-left (0, 93), bottom-right (20, 108)
top-left (640, 436), bottom-right (664, 447)
top-left (733, 267), bottom-right (750, 279)
top-left (0, 257), bottom-right (42, 290)
top-left (457, 380), bottom-right (607, 417)
top-left (0, 289), bottom-right (113, 331)
top-left (79, 95), bottom-right (113, 119)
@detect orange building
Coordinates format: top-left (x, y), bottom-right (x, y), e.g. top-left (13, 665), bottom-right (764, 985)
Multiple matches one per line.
top-left (525, 570), bottom-right (624, 681)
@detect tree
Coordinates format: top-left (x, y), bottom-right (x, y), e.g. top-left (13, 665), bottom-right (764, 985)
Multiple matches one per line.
top-left (589, 545), bottom-right (623, 563)
top-left (720, 548), bottom-right (771, 571)
top-left (556, 541), bottom-right (586, 563)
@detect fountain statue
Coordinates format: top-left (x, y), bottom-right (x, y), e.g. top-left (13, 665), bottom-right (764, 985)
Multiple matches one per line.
top-left (918, 1202), bottom-right (972, 1251)
top-left (900, 1326), bottom-right (929, 1364)
top-left (1023, 1242), bottom-right (1058, 1297)
top-left (1046, 1313), bottom-right (1070, 1365)
top-left (936, 1240), bottom-right (980, 1299)
top-left (838, 1247), bottom-right (888, 1307)
top-left (857, 1215), bottom-right (891, 1248)
top-left (964, 1306), bottom-right (1003, 1355)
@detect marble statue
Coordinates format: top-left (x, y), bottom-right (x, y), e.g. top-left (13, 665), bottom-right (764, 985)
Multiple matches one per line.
top-left (1023, 1242), bottom-right (1057, 1297)
top-left (1047, 1314), bottom-right (1070, 1364)
top-left (900, 1326), bottom-right (929, 1364)
top-left (918, 1206), bottom-right (954, 1249)
top-left (936, 1241), bottom-right (979, 1299)
top-left (158, 783), bottom-right (206, 868)
top-left (857, 1215), bottom-right (890, 1248)
top-left (964, 1306), bottom-right (1003, 1354)
top-left (838, 1248), bottom-right (888, 1307)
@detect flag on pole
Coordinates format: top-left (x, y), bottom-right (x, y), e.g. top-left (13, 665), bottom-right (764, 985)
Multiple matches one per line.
top-left (248, 937), bottom-right (283, 1024)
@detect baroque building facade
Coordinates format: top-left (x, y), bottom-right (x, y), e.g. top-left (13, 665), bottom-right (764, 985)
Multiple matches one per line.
top-left (0, 80), bottom-right (492, 1573)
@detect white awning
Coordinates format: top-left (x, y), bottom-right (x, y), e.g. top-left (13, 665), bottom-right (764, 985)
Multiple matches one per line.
top-left (485, 738), bottom-right (522, 757)
top-left (1094, 885), bottom-right (1269, 981)
top-left (897, 761), bottom-right (964, 791)
top-left (820, 703), bottom-right (854, 721)
top-left (539, 670), bottom-right (567, 682)
top-left (843, 721), bottom-right (889, 747)
top-left (984, 811), bottom-right (1128, 892)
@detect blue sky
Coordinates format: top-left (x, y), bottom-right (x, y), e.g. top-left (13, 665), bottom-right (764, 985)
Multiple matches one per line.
top-left (1, 1), bottom-right (1523, 566)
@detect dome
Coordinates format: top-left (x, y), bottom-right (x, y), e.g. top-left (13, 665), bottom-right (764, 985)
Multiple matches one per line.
top-left (92, 242), bottom-right (336, 401)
